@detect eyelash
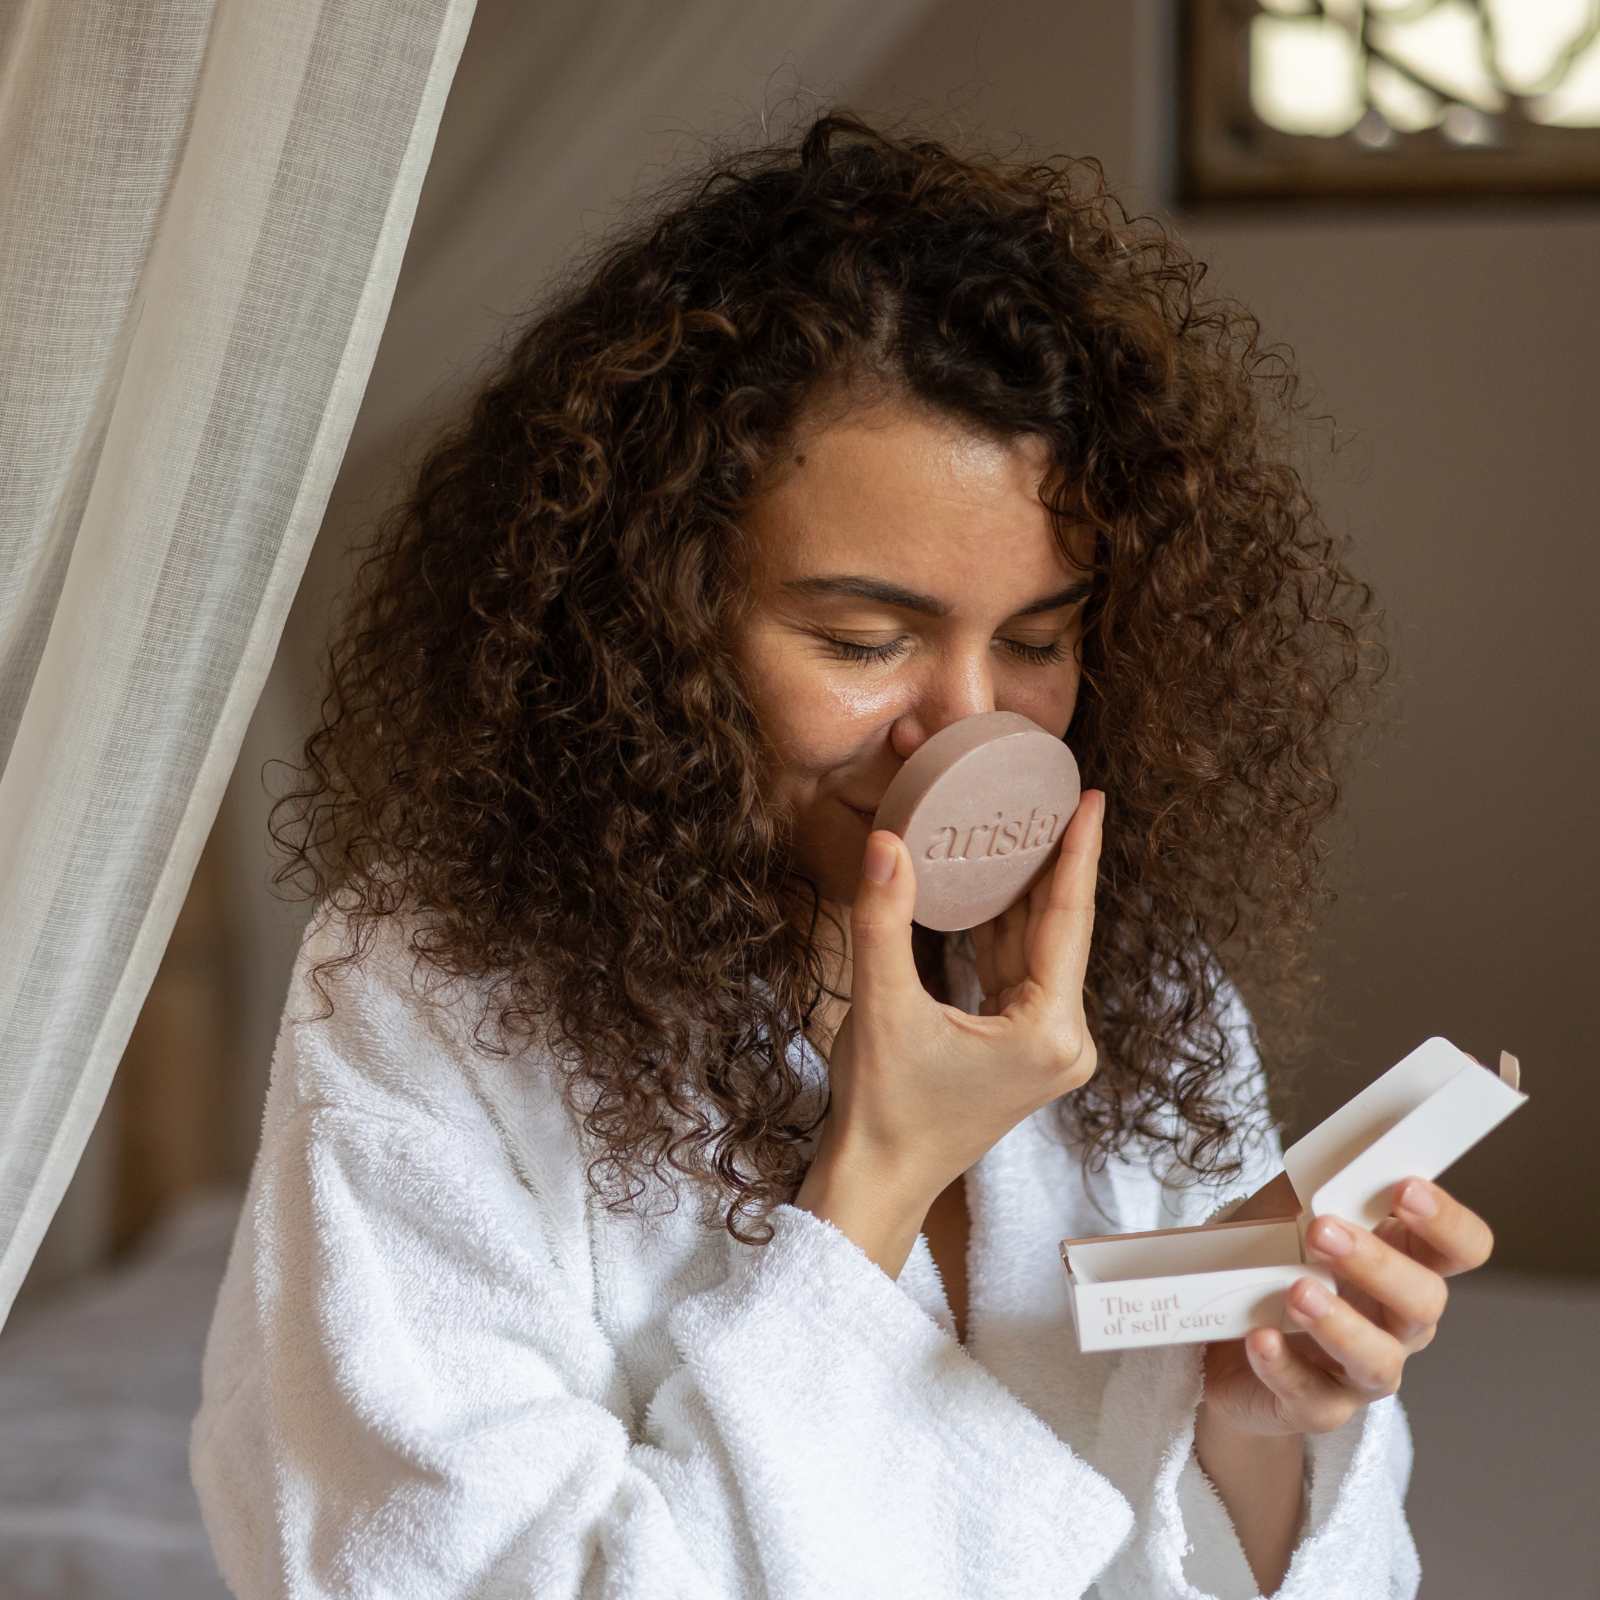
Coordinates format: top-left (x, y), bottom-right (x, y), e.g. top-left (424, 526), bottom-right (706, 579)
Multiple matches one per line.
top-left (820, 634), bottom-right (1073, 667)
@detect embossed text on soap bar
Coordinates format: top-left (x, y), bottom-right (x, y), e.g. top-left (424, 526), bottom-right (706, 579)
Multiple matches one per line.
top-left (919, 806), bottom-right (1065, 862)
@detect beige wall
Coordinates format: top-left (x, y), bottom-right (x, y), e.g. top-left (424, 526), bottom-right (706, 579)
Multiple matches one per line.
top-left (196, 0), bottom-right (1593, 1275)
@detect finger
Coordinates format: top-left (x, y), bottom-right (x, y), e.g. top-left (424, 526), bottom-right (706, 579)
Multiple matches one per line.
top-left (849, 830), bottom-right (923, 1009)
top-left (1244, 1328), bottom-right (1360, 1435)
top-left (1021, 813), bottom-right (1056, 955)
top-left (1369, 1223), bottom-right (1444, 1349)
top-left (1023, 789), bottom-right (1104, 1002)
top-left (1283, 1276), bottom-right (1407, 1401)
top-left (1305, 1214), bottom-right (1449, 1343)
top-left (973, 886), bottom-right (1029, 998)
top-left (996, 888), bottom-right (1028, 992)
top-left (1371, 1211), bottom-right (1458, 1283)
top-left (1387, 1179), bottom-right (1496, 1277)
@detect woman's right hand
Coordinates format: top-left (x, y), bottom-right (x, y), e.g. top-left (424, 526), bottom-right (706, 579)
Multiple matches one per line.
top-left (815, 788), bottom-right (1106, 1214)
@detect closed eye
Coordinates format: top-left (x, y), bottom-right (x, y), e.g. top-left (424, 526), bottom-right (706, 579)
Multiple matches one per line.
top-left (819, 634), bottom-right (1072, 666)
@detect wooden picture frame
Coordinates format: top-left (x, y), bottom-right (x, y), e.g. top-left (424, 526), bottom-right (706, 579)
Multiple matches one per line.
top-left (1180, 0), bottom-right (1600, 205)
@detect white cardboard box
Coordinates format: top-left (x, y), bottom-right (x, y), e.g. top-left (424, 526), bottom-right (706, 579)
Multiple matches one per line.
top-left (1058, 1037), bottom-right (1527, 1352)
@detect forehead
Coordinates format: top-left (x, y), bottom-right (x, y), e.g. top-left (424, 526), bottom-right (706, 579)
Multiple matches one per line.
top-left (743, 400), bottom-right (1089, 580)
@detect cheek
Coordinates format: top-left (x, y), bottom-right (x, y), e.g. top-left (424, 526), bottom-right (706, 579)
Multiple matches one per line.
top-left (741, 637), bottom-right (889, 763)
top-left (990, 663), bottom-right (1081, 740)
top-left (1042, 674), bottom-right (1081, 733)
top-left (767, 676), bottom-right (888, 769)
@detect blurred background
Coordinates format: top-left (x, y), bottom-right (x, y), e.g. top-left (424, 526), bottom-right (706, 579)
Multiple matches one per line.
top-left (2, 1), bottom-right (1594, 1595)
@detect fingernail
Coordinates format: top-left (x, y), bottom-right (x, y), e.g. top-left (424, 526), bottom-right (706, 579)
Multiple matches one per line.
top-left (1293, 1279), bottom-right (1331, 1317)
top-left (863, 834), bottom-right (895, 883)
top-left (1311, 1219), bottom-right (1352, 1256)
top-left (1399, 1181), bottom-right (1437, 1219)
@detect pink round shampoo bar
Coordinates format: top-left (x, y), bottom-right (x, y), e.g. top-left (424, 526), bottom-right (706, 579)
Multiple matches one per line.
top-left (871, 711), bottom-right (1082, 933)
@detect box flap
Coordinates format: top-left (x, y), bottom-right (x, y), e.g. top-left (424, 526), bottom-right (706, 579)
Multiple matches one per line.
top-left (1282, 1037), bottom-right (1461, 1210)
top-left (1057, 1040), bottom-right (1528, 1292)
top-left (1498, 1049), bottom-right (1520, 1090)
top-left (1312, 1052), bottom-right (1527, 1229)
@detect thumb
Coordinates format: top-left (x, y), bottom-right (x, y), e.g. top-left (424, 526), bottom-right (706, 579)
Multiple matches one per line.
top-left (850, 830), bottom-right (922, 1006)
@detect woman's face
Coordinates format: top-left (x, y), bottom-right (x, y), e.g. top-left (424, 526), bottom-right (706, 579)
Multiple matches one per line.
top-left (731, 397), bottom-right (1095, 937)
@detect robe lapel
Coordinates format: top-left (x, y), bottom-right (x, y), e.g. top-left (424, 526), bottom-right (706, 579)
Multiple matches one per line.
top-left (783, 933), bottom-right (1150, 1446)
top-left (948, 937), bottom-right (1138, 1442)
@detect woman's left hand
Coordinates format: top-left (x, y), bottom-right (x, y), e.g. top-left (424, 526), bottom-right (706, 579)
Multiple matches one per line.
top-left (1199, 1173), bottom-right (1496, 1437)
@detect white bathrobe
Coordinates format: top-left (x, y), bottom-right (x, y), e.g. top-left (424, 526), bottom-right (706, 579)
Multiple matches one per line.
top-left (190, 904), bottom-right (1421, 1599)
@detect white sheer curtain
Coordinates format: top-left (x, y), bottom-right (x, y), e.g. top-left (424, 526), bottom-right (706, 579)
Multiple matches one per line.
top-left (0, 0), bottom-right (477, 1331)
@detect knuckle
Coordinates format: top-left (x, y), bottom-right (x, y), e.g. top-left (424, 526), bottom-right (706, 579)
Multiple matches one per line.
top-left (1344, 1356), bottom-right (1381, 1395)
top-left (1313, 1397), bottom-right (1357, 1434)
top-left (1374, 1358), bottom-right (1404, 1398)
top-left (1055, 1037), bottom-right (1096, 1089)
top-left (1429, 1279), bottom-right (1450, 1324)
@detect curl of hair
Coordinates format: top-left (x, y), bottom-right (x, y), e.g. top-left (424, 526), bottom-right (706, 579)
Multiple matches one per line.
top-left (267, 106), bottom-right (1390, 1245)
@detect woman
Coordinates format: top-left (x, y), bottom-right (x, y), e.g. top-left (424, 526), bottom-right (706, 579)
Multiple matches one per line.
top-left (190, 108), bottom-right (1492, 1598)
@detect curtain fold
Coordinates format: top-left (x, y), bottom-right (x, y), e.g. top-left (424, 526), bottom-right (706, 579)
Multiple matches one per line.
top-left (0, 0), bottom-right (478, 1330)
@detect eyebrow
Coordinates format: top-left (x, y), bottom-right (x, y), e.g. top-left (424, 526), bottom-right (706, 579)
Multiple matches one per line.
top-left (779, 573), bottom-right (1095, 618)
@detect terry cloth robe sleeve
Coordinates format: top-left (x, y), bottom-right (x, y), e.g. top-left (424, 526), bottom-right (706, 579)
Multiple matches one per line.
top-left (189, 912), bottom-right (1138, 1600)
top-left (1084, 972), bottom-right (1422, 1600)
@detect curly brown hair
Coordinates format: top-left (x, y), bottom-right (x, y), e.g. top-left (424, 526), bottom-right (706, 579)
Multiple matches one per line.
top-left (267, 106), bottom-right (1389, 1246)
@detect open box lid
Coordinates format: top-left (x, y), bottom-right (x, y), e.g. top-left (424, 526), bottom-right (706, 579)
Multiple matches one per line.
top-left (1281, 1037), bottom-right (1527, 1233)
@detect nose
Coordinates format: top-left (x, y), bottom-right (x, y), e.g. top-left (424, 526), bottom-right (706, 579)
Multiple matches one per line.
top-left (888, 663), bottom-right (998, 762)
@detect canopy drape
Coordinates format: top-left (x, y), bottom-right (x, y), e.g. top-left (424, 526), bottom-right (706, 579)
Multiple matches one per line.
top-left (0, 0), bottom-right (478, 1329)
